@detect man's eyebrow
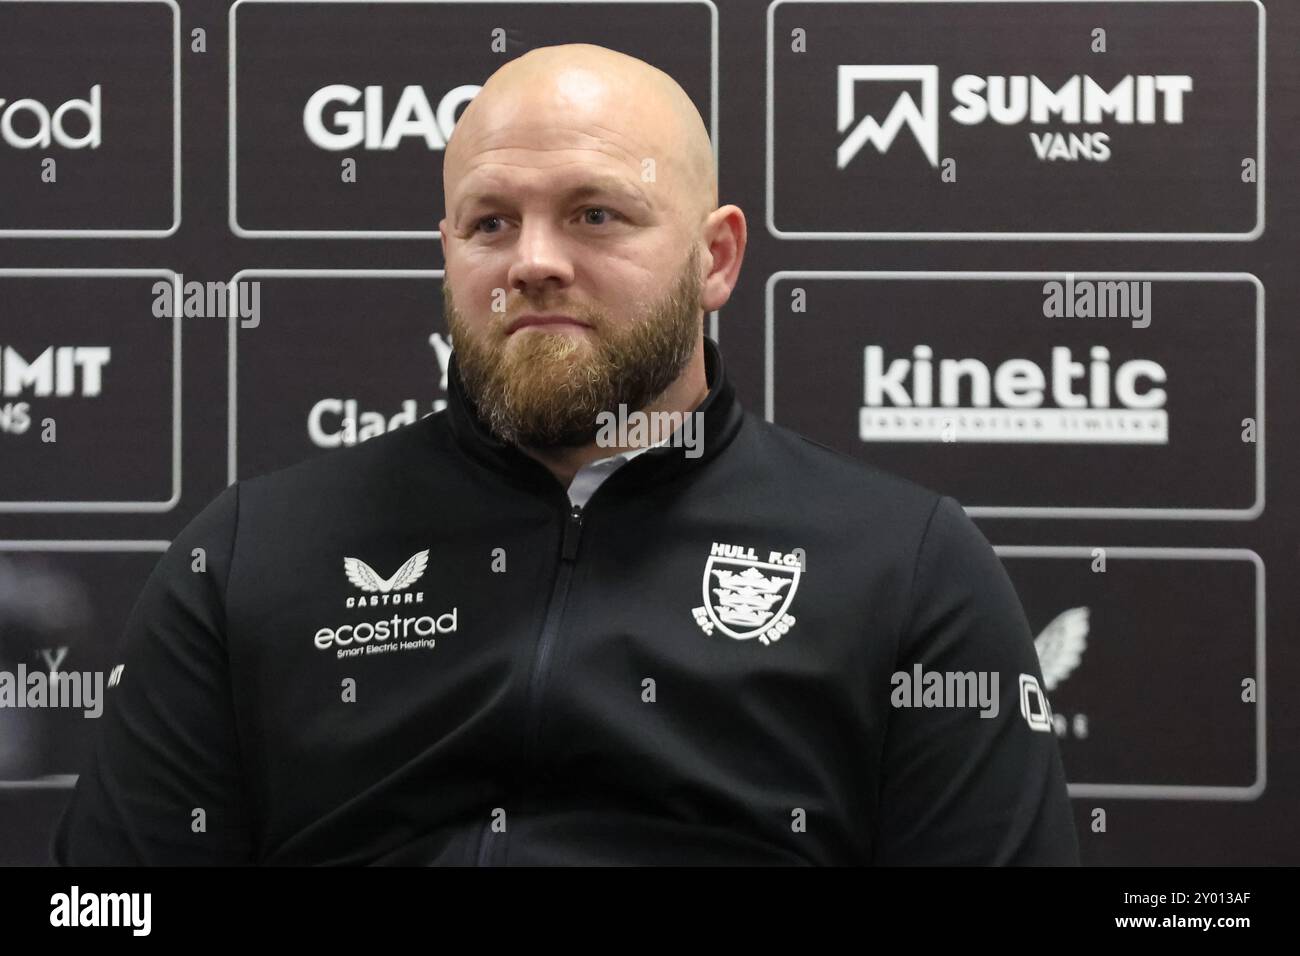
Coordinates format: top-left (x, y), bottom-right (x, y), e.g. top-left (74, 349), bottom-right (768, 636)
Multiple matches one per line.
top-left (456, 175), bottom-right (653, 215)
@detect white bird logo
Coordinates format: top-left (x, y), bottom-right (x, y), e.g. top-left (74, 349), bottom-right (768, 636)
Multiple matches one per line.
top-left (1033, 606), bottom-right (1090, 691)
top-left (343, 549), bottom-right (429, 593)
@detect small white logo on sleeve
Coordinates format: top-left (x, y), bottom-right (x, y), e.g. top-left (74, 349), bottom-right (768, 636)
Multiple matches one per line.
top-left (49, 886), bottom-right (151, 936)
top-left (1019, 674), bottom-right (1053, 732)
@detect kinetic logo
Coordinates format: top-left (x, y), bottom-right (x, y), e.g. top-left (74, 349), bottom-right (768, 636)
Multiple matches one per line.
top-left (860, 345), bottom-right (1167, 444)
top-left (837, 66), bottom-right (1193, 167)
top-left (303, 84), bottom-right (480, 151)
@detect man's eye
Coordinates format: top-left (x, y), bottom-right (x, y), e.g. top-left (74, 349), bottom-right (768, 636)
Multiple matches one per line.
top-left (473, 208), bottom-right (619, 234)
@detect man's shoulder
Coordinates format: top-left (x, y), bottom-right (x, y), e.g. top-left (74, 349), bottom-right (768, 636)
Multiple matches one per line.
top-left (238, 410), bottom-right (449, 502)
top-left (738, 412), bottom-right (946, 520)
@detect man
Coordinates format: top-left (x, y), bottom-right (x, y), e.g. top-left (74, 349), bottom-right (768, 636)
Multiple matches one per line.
top-left (53, 44), bottom-right (1078, 865)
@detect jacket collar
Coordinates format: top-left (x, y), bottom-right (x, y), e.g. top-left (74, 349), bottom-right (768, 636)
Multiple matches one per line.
top-left (443, 335), bottom-right (744, 497)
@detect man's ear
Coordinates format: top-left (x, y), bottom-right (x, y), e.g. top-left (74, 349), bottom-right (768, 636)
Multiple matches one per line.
top-left (438, 218), bottom-right (449, 261)
top-left (700, 205), bottom-right (747, 313)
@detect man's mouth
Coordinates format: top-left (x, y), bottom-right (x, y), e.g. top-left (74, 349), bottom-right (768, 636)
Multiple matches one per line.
top-left (506, 314), bottom-right (592, 335)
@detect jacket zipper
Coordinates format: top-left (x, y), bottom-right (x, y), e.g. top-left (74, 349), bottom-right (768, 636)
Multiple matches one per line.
top-left (526, 503), bottom-right (585, 755)
top-left (476, 501), bottom-right (585, 865)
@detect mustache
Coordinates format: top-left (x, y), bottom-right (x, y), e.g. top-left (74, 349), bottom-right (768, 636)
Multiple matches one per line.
top-left (502, 305), bottom-right (601, 329)
top-left (440, 284), bottom-right (593, 329)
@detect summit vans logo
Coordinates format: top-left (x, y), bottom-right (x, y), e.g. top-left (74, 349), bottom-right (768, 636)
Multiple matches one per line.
top-left (692, 542), bottom-right (803, 644)
top-left (1, 346), bottom-right (111, 398)
top-left (837, 66), bottom-right (939, 168)
top-left (1, 345), bottom-right (112, 436)
top-left (343, 549), bottom-right (428, 608)
top-left (860, 345), bottom-right (1168, 444)
top-left (837, 65), bottom-right (1192, 166)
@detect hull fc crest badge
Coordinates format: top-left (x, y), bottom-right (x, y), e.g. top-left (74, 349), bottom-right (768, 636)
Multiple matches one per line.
top-left (692, 542), bottom-right (803, 644)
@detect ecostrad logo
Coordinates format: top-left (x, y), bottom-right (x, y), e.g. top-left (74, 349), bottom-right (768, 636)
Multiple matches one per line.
top-left (314, 611), bottom-right (458, 660)
top-left (860, 345), bottom-right (1168, 444)
top-left (0, 85), bottom-right (102, 149)
top-left (303, 84), bottom-right (479, 151)
top-left (837, 65), bottom-right (1192, 167)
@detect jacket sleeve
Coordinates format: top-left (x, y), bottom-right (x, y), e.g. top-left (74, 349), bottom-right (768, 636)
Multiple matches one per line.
top-left (872, 495), bottom-right (1079, 865)
top-left (50, 482), bottom-right (257, 865)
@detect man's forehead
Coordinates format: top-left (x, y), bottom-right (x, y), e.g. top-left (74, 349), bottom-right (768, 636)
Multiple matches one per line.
top-left (454, 114), bottom-right (650, 165)
top-left (452, 162), bottom-right (656, 211)
top-left (444, 80), bottom-right (704, 222)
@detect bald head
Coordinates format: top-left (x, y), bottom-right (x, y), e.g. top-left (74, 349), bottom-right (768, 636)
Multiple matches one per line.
top-left (444, 43), bottom-right (716, 231)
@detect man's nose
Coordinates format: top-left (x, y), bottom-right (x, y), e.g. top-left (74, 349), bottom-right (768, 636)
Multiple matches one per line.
top-left (506, 217), bottom-right (575, 292)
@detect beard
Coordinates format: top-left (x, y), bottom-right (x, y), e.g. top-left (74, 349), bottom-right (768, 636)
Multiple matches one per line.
top-left (443, 245), bottom-right (703, 449)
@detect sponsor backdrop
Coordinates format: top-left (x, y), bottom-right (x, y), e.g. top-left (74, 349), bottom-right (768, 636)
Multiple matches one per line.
top-left (0, 0), bottom-right (1295, 865)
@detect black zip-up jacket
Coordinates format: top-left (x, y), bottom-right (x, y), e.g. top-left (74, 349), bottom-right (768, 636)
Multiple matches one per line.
top-left (52, 337), bottom-right (1079, 865)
